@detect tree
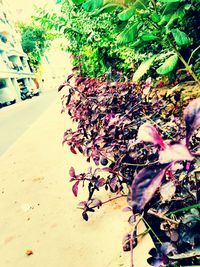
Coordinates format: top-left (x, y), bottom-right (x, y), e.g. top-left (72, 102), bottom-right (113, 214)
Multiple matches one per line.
top-left (16, 22), bottom-right (54, 71)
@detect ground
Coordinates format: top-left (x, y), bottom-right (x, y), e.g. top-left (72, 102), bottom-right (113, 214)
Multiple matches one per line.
top-left (0, 90), bottom-right (57, 156)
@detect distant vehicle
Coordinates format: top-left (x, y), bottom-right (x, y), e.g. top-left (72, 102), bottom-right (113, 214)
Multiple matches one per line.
top-left (0, 80), bottom-right (16, 108)
top-left (18, 78), bottom-right (40, 100)
top-left (20, 86), bottom-right (32, 100)
top-left (18, 79), bottom-right (32, 100)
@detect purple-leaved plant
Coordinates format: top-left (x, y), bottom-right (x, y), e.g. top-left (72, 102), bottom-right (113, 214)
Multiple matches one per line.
top-left (60, 74), bottom-right (200, 267)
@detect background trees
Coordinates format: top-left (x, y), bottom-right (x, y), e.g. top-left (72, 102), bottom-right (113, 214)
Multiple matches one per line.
top-left (36, 0), bottom-right (200, 84)
top-left (16, 22), bottom-right (55, 71)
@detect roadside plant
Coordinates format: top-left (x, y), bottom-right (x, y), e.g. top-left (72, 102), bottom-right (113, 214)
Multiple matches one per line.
top-left (60, 74), bottom-right (200, 267)
top-left (70, 0), bottom-right (200, 84)
top-left (35, 1), bottom-right (133, 77)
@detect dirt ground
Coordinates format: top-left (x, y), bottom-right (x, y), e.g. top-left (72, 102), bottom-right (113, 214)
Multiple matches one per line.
top-left (0, 91), bottom-right (153, 267)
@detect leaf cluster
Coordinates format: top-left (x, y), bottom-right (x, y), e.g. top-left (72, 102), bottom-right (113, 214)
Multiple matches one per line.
top-left (16, 22), bottom-right (53, 70)
top-left (60, 73), bottom-right (200, 266)
top-left (69, 0), bottom-right (200, 82)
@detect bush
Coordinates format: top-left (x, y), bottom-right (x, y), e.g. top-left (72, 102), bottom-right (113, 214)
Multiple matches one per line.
top-left (60, 73), bottom-right (200, 267)
top-left (34, 0), bottom-right (200, 85)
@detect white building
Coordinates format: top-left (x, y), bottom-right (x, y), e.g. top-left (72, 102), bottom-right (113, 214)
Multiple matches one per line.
top-left (0, 0), bottom-right (36, 106)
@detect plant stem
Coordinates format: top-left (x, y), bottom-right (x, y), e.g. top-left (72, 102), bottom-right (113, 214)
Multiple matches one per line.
top-left (86, 194), bottom-right (127, 210)
top-left (188, 44), bottom-right (200, 65)
top-left (130, 234), bottom-right (134, 267)
top-left (136, 228), bottom-right (150, 237)
top-left (142, 217), bottom-right (162, 245)
top-left (122, 161), bottom-right (158, 167)
top-left (195, 171), bottom-right (199, 202)
top-left (166, 37), bottom-right (200, 85)
top-left (130, 215), bottom-right (143, 267)
top-left (101, 194), bottom-right (127, 205)
top-left (176, 50), bottom-right (200, 85)
top-left (148, 209), bottom-right (179, 225)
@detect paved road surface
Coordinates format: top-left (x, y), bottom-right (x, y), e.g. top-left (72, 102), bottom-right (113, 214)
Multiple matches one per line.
top-left (0, 89), bottom-right (59, 156)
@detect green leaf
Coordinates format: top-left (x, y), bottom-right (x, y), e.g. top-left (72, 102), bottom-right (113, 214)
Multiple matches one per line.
top-left (116, 0), bottom-right (149, 21)
top-left (165, 203), bottom-right (200, 216)
top-left (165, 6), bottom-right (186, 28)
top-left (171, 29), bottom-right (191, 46)
top-left (162, 2), bottom-right (180, 15)
top-left (166, 83), bottom-right (180, 97)
top-left (117, 22), bottom-right (138, 44)
top-left (71, 0), bottom-right (85, 5)
top-left (93, 3), bottom-right (122, 15)
top-left (156, 54), bottom-right (178, 75)
top-left (132, 56), bottom-right (156, 81)
top-left (151, 13), bottom-right (160, 23)
top-left (168, 247), bottom-right (200, 260)
top-left (82, 0), bottom-right (103, 12)
top-left (141, 33), bottom-right (158, 41)
top-left (159, 0), bottom-right (183, 2)
top-left (130, 0), bottom-right (149, 11)
top-left (118, 7), bottom-right (135, 21)
top-left (132, 39), bottom-right (143, 47)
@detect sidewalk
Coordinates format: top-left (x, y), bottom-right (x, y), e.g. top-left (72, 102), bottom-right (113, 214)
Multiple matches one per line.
top-left (0, 91), bottom-right (153, 267)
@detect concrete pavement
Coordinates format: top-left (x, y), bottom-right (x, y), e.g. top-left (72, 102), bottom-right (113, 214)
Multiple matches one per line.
top-left (0, 90), bottom-right (58, 156)
top-left (0, 90), bottom-right (153, 267)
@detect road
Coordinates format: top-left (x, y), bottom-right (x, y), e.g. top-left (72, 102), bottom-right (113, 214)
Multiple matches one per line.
top-left (0, 89), bottom-right (59, 156)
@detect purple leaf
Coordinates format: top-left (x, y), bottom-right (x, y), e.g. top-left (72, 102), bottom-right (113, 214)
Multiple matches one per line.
top-left (184, 98), bottom-right (200, 144)
top-left (69, 166), bottom-right (75, 178)
top-left (91, 148), bottom-right (100, 165)
top-left (110, 176), bottom-right (118, 191)
top-left (96, 178), bottom-right (106, 187)
top-left (137, 122), bottom-right (165, 149)
top-left (91, 113), bottom-right (99, 122)
top-left (122, 206), bottom-right (132, 212)
top-left (70, 147), bottom-right (77, 154)
top-left (128, 215), bottom-right (135, 225)
top-left (58, 84), bottom-right (66, 92)
top-left (66, 74), bottom-right (74, 82)
top-left (90, 198), bottom-right (102, 208)
top-left (72, 181), bottom-right (79, 197)
top-left (159, 143), bottom-right (194, 163)
top-left (122, 231), bottom-right (137, 252)
top-left (122, 232), bottom-right (131, 252)
top-left (82, 211), bottom-right (88, 221)
top-left (160, 242), bottom-right (176, 256)
top-left (72, 66), bottom-right (79, 72)
top-left (78, 201), bottom-right (87, 208)
top-left (131, 163), bottom-right (170, 213)
top-left (76, 77), bottom-right (86, 86)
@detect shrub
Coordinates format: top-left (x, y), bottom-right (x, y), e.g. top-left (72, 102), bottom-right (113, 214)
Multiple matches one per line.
top-left (65, 0), bottom-right (200, 83)
top-left (60, 74), bottom-right (200, 267)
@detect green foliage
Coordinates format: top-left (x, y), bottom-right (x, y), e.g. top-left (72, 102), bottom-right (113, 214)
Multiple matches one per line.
top-left (156, 54), bottom-right (178, 75)
top-left (171, 29), bottom-right (191, 47)
top-left (16, 22), bottom-right (53, 70)
top-left (132, 56), bottom-right (155, 81)
top-left (34, 0), bottom-right (200, 82)
top-left (35, 0), bottom-right (133, 76)
top-left (117, 22), bottom-right (138, 44)
top-left (82, 0), bottom-right (104, 11)
top-left (118, 6), bottom-right (135, 21)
